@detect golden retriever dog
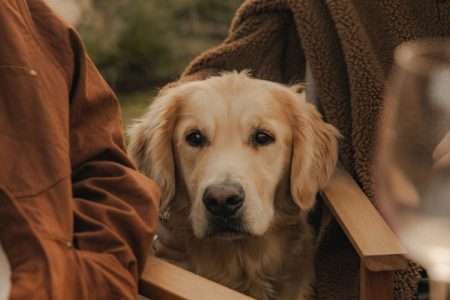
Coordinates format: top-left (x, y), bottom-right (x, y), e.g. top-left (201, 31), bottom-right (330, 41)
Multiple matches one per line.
top-left (127, 72), bottom-right (339, 300)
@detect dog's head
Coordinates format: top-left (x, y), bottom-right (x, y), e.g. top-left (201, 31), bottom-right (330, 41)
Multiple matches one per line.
top-left (128, 72), bottom-right (339, 240)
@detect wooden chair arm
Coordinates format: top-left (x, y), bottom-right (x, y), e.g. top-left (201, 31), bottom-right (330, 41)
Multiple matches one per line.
top-left (321, 163), bottom-right (410, 300)
top-left (139, 256), bottom-right (255, 300)
top-left (320, 163), bottom-right (408, 272)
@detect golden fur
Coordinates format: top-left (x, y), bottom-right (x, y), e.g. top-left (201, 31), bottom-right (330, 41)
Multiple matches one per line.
top-left (128, 72), bottom-right (340, 300)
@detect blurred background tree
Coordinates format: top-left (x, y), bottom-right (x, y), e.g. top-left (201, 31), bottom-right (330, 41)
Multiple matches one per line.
top-left (74, 0), bottom-right (241, 128)
top-left (77, 0), bottom-right (242, 91)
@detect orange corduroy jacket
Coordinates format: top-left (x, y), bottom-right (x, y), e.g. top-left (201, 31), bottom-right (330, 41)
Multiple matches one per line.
top-left (0, 0), bottom-right (160, 299)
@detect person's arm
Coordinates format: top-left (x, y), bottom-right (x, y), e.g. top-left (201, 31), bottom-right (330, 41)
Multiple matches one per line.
top-left (0, 42), bottom-right (159, 298)
top-left (67, 29), bottom-right (161, 298)
top-left (0, 1), bottom-right (160, 298)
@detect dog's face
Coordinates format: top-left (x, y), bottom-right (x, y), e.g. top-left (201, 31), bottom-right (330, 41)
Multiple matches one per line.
top-left (128, 72), bottom-right (339, 240)
top-left (172, 80), bottom-right (294, 239)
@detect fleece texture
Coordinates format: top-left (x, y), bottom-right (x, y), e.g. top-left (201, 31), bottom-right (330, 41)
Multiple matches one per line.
top-left (165, 1), bottom-right (450, 298)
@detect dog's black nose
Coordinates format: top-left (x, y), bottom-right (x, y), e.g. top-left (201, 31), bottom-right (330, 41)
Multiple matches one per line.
top-left (202, 183), bottom-right (244, 216)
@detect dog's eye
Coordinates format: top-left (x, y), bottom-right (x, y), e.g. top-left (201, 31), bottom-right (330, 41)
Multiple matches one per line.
top-left (185, 130), bottom-right (205, 147)
top-left (252, 131), bottom-right (275, 146)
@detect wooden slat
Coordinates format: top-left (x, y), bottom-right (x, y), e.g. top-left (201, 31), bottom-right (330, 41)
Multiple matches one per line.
top-left (139, 256), bottom-right (255, 300)
top-left (320, 164), bottom-right (408, 271)
top-left (360, 264), bottom-right (394, 300)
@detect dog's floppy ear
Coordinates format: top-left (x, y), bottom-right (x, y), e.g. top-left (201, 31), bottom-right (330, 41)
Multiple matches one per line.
top-left (127, 88), bottom-right (184, 211)
top-left (282, 90), bottom-right (340, 211)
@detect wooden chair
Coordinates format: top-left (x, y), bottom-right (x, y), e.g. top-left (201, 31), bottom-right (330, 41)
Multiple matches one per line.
top-left (139, 164), bottom-right (408, 300)
top-left (320, 164), bottom-right (408, 300)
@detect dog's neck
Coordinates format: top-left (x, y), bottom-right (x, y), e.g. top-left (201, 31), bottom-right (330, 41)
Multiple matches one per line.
top-left (166, 184), bottom-right (314, 299)
top-left (189, 231), bottom-right (284, 299)
top-left (184, 216), bottom-right (311, 300)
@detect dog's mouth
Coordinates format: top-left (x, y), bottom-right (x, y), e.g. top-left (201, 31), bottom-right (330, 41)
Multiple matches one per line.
top-left (212, 227), bottom-right (250, 239)
top-left (205, 216), bottom-right (250, 240)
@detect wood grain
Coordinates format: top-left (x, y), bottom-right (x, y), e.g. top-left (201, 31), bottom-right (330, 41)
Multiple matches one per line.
top-left (321, 163), bottom-right (408, 271)
top-left (139, 256), bottom-right (255, 300)
top-left (361, 265), bottom-right (394, 300)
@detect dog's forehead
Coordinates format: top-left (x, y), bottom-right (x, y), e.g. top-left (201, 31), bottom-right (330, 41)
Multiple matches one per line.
top-left (180, 83), bottom-right (286, 121)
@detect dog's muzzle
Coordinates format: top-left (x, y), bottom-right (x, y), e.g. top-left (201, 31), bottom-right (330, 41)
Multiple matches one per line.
top-left (202, 183), bottom-right (248, 238)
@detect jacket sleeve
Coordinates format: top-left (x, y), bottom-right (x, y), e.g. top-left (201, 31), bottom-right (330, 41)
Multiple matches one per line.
top-left (27, 1), bottom-right (160, 298)
top-left (178, 1), bottom-right (306, 85)
top-left (0, 0), bottom-right (161, 297)
top-left (67, 26), bottom-right (161, 299)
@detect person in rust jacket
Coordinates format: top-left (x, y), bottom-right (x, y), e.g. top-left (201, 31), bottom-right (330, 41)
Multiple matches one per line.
top-left (0, 0), bottom-right (160, 299)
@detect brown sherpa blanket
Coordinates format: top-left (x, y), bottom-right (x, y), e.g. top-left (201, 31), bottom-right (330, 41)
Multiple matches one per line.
top-left (163, 1), bottom-right (450, 299)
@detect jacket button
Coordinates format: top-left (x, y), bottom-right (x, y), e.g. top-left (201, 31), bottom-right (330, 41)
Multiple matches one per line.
top-left (29, 69), bottom-right (38, 76)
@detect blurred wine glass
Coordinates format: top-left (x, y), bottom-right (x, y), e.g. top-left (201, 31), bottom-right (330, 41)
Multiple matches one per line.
top-left (376, 39), bottom-right (450, 300)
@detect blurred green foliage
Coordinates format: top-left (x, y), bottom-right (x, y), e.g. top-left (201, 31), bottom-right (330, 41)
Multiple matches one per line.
top-left (77, 0), bottom-right (242, 90)
top-left (118, 91), bottom-right (155, 131)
